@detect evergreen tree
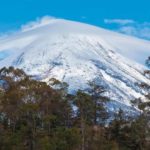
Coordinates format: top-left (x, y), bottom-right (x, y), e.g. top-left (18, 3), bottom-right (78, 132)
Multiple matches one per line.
top-left (88, 81), bottom-right (109, 125)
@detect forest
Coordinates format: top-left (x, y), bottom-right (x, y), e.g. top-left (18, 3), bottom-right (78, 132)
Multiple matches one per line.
top-left (0, 67), bottom-right (150, 150)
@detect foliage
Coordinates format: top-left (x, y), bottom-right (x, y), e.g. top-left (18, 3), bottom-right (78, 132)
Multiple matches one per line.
top-left (0, 67), bottom-right (150, 150)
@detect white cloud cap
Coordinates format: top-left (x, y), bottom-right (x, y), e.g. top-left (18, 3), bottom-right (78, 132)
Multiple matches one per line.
top-left (21, 16), bottom-right (58, 32)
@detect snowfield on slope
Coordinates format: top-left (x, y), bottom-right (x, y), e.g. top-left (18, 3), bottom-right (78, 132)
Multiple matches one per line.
top-left (0, 18), bottom-right (150, 111)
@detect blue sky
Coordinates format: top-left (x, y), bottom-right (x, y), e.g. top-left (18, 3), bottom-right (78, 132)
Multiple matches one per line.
top-left (0, 0), bottom-right (150, 39)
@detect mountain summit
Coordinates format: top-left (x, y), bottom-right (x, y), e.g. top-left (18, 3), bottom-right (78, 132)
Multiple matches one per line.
top-left (0, 18), bottom-right (150, 110)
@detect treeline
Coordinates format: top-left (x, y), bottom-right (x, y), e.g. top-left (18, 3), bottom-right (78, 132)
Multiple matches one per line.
top-left (0, 67), bottom-right (150, 150)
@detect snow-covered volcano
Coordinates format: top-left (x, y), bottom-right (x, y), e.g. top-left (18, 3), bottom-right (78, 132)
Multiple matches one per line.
top-left (0, 18), bottom-right (150, 109)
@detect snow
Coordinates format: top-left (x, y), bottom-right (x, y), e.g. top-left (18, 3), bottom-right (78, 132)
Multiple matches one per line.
top-left (0, 18), bottom-right (150, 111)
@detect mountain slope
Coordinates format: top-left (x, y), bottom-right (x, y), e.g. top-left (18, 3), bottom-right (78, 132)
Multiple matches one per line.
top-left (0, 18), bottom-right (150, 110)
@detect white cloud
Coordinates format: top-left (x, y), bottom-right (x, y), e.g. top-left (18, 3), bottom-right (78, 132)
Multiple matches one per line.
top-left (21, 16), bottom-right (58, 32)
top-left (104, 19), bottom-right (150, 40)
top-left (104, 19), bottom-right (135, 25)
top-left (118, 26), bottom-right (137, 35)
top-left (118, 25), bottom-right (150, 40)
top-left (118, 23), bottom-right (150, 40)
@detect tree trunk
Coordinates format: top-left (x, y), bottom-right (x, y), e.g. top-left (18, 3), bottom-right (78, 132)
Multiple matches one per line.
top-left (81, 116), bottom-right (85, 150)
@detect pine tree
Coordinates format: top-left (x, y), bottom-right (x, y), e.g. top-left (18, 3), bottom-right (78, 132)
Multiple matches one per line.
top-left (73, 90), bottom-right (95, 150)
top-left (88, 81), bottom-right (109, 125)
